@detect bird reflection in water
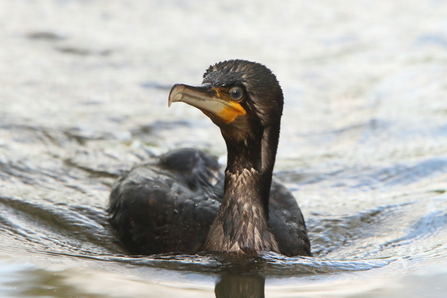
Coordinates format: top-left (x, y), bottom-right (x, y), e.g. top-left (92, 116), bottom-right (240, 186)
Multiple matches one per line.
top-left (215, 274), bottom-right (265, 298)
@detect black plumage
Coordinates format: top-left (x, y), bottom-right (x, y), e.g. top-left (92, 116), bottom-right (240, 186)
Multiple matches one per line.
top-left (108, 60), bottom-right (311, 256)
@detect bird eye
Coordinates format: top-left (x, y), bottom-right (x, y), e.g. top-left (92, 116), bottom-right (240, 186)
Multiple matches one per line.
top-left (229, 87), bottom-right (244, 100)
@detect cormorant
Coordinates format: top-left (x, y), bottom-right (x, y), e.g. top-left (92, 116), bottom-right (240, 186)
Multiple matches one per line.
top-left (108, 60), bottom-right (311, 256)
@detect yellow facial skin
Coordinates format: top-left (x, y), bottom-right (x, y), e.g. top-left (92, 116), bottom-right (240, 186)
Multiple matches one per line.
top-left (169, 84), bottom-right (247, 125)
top-left (213, 87), bottom-right (246, 124)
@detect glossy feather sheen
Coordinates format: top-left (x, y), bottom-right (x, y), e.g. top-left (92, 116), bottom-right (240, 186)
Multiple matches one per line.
top-left (108, 60), bottom-right (311, 256)
top-left (204, 168), bottom-right (279, 253)
top-left (109, 149), bottom-right (310, 256)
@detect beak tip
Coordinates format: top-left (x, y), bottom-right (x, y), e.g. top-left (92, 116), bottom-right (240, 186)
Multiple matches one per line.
top-left (168, 84), bottom-right (185, 107)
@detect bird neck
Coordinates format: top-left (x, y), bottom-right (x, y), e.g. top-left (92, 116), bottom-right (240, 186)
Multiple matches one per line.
top-left (203, 123), bottom-right (281, 254)
top-left (225, 123), bottom-right (280, 209)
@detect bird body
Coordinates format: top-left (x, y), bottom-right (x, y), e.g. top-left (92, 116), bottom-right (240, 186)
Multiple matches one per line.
top-left (108, 60), bottom-right (311, 256)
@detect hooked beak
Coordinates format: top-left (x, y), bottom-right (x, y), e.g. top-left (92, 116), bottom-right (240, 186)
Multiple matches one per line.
top-left (168, 83), bottom-right (246, 124)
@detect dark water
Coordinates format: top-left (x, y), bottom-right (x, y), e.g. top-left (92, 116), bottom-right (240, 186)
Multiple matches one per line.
top-left (1, 0), bottom-right (447, 297)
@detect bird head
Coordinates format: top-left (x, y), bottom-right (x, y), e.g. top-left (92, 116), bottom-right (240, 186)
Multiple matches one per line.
top-left (168, 60), bottom-right (284, 140)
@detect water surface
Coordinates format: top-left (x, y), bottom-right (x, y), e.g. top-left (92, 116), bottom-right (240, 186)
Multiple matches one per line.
top-left (1, 0), bottom-right (447, 297)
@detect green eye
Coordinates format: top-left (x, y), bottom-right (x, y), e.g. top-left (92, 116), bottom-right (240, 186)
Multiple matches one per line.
top-left (229, 87), bottom-right (244, 100)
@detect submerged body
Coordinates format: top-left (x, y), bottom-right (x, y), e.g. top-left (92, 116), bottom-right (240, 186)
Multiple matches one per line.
top-left (108, 60), bottom-right (311, 256)
top-left (109, 148), bottom-right (310, 256)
